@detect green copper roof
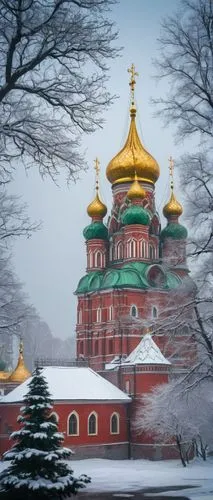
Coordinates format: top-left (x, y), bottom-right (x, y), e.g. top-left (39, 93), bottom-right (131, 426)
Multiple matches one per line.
top-left (161, 223), bottom-right (188, 240)
top-left (83, 221), bottom-right (108, 241)
top-left (121, 205), bottom-right (150, 226)
top-left (75, 261), bottom-right (182, 294)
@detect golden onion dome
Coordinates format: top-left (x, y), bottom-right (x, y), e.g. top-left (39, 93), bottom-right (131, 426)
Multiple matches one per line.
top-left (106, 106), bottom-right (160, 186)
top-left (127, 173), bottom-right (146, 200)
top-left (8, 341), bottom-right (31, 384)
top-left (87, 191), bottom-right (107, 219)
top-left (163, 190), bottom-right (183, 218)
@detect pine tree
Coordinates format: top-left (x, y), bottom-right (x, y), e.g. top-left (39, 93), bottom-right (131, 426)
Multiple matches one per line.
top-left (0, 367), bottom-right (90, 499)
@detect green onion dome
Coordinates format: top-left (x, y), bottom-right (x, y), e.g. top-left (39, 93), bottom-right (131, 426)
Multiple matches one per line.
top-left (83, 221), bottom-right (108, 241)
top-left (161, 223), bottom-right (188, 240)
top-left (121, 205), bottom-right (150, 226)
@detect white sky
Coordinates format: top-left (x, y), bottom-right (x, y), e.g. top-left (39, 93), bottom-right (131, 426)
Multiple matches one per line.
top-left (9, 0), bottom-right (191, 342)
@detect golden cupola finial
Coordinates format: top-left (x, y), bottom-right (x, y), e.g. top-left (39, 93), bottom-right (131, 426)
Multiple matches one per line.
top-left (106, 64), bottom-right (160, 186)
top-left (127, 171), bottom-right (146, 201)
top-left (87, 158), bottom-right (107, 219)
top-left (163, 156), bottom-right (183, 218)
top-left (8, 339), bottom-right (31, 383)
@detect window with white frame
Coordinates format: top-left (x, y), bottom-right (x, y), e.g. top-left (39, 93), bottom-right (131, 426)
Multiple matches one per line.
top-left (78, 308), bottom-right (82, 324)
top-left (117, 241), bottom-right (123, 260)
top-left (95, 251), bottom-right (102, 267)
top-left (110, 413), bottom-right (120, 434)
top-left (88, 412), bottom-right (98, 435)
top-left (67, 412), bottom-right (79, 436)
top-left (109, 305), bottom-right (113, 321)
top-left (149, 245), bottom-right (155, 260)
top-left (97, 307), bottom-right (102, 323)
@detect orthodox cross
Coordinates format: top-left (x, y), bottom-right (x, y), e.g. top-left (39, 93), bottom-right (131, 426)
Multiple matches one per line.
top-left (94, 157), bottom-right (100, 191)
top-left (169, 155), bottom-right (174, 190)
top-left (128, 63), bottom-right (139, 105)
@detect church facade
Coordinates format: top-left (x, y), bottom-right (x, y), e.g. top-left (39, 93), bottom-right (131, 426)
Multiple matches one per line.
top-left (0, 67), bottom-right (195, 460)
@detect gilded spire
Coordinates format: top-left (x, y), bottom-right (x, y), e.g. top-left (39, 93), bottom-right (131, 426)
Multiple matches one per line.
top-left (163, 156), bottom-right (183, 218)
top-left (87, 158), bottom-right (107, 218)
top-left (127, 63), bottom-right (139, 111)
top-left (8, 339), bottom-right (31, 383)
top-left (106, 66), bottom-right (160, 186)
top-left (127, 171), bottom-right (146, 201)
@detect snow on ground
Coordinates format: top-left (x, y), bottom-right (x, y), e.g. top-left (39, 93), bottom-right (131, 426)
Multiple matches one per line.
top-left (69, 457), bottom-right (213, 500)
top-left (0, 457), bottom-right (212, 499)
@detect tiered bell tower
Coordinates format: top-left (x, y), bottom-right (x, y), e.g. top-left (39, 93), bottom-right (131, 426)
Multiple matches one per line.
top-left (75, 66), bottom-right (194, 371)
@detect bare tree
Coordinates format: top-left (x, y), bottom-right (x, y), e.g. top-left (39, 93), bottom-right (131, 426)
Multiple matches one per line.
top-left (135, 379), bottom-right (213, 466)
top-left (153, 0), bottom-right (213, 142)
top-left (153, 0), bottom-right (213, 266)
top-left (0, 187), bottom-right (38, 243)
top-left (0, 0), bottom-right (119, 182)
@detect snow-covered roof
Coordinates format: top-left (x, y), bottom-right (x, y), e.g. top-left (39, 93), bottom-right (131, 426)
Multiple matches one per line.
top-left (1, 367), bottom-right (131, 404)
top-left (123, 334), bottom-right (170, 366)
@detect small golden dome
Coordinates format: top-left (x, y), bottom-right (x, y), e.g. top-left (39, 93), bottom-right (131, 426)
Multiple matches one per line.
top-left (87, 191), bottom-right (107, 218)
top-left (163, 190), bottom-right (183, 218)
top-left (127, 173), bottom-right (146, 200)
top-left (106, 106), bottom-right (160, 186)
top-left (0, 371), bottom-right (10, 382)
top-left (8, 341), bottom-right (31, 384)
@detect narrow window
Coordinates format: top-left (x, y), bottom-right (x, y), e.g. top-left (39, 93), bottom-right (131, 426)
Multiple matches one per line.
top-left (130, 305), bottom-right (138, 318)
top-left (96, 251), bottom-right (102, 267)
top-left (97, 307), bottom-right (101, 323)
top-left (109, 305), bottom-right (113, 321)
top-left (152, 306), bottom-right (158, 319)
top-left (125, 380), bottom-right (130, 394)
top-left (117, 241), bottom-right (123, 260)
top-left (110, 413), bottom-right (119, 434)
top-left (78, 309), bottom-right (82, 324)
top-left (88, 412), bottom-right (97, 435)
top-left (149, 245), bottom-right (154, 260)
top-left (68, 412), bottom-right (79, 436)
top-left (79, 340), bottom-right (84, 355)
top-left (108, 338), bottom-right (113, 354)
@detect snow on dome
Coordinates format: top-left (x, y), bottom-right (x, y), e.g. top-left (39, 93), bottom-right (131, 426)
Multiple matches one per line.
top-left (123, 334), bottom-right (170, 365)
top-left (1, 367), bottom-right (131, 404)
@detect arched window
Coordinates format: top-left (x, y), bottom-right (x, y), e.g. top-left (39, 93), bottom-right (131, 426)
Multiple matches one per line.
top-left (109, 305), bottom-right (113, 321)
top-left (129, 239), bottom-right (136, 258)
top-left (94, 339), bottom-right (99, 356)
top-left (95, 251), bottom-right (102, 268)
top-left (97, 307), bottom-right (101, 323)
top-left (117, 241), bottom-right (123, 260)
top-left (110, 413), bottom-right (120, 434)
top-left (49, 412), bottom-right (59, 424)
top-left (67, 412), bottom-right (79, 436)
top-left (149, 245), bottom-right (154, 260)
top-left (130, 305), bottom-right (138, 318)
top-left (88, 412), bottom-right (98, 435)
top-left (152, 306), bottom-right (158, 319)
top-left (108, 338), bottom-right (113, 354)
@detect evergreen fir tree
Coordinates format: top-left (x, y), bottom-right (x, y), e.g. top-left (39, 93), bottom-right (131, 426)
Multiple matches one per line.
top-left (0, 367), bottom-right (90, 499)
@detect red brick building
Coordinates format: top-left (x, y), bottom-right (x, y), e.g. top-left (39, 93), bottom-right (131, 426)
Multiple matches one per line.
top-left (0, 70), bottom-right (195, 460)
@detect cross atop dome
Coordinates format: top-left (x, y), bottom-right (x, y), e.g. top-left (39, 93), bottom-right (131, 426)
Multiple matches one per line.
top-left (127, 63), bottom-right (139, 106)
top-left (169, 155), bottom-right (174, 190)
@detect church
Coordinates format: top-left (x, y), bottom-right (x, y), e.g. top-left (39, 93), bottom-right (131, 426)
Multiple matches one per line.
top-left (0, 66), bottom-right (195, 460)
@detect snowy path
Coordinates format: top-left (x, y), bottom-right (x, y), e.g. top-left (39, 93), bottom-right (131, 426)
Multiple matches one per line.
top-left (70, 457), bottom-right (213, 500)
top-left (0, 457), bottom-right (212, 499)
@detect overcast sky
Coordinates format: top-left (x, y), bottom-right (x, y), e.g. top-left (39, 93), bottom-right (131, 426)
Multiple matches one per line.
top-left (9, 0), bottom-right (188, 344)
